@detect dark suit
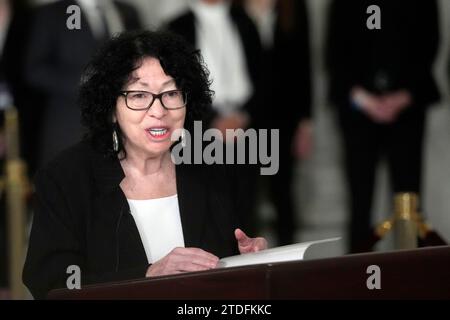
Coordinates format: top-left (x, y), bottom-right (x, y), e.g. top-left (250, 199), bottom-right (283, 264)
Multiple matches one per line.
top-left (326, 0), bottom-right (440, 252)
top-left (166, 5), bottom-right (263, 235)
top-left (166, 4), bottom-right (263, 123)
top-left (2, 0), bottom-right (41, 176)
top-left (255, 0), bottom-right (312, 245)
top-left (256, 0), bottom-right (311, 130)
top-left (1, 0), bottom-right (38, 289)
top-left (24, 0), bottom-right (141, 169)
top-left (23, 140), bottom-right (242, 299)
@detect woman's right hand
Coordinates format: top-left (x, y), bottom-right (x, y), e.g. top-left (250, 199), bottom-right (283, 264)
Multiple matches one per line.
top-left (145, 247), bottom-right (219, 277)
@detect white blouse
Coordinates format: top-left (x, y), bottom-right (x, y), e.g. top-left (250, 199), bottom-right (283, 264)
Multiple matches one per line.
top-left (127, 195), bottom-right (185, 264)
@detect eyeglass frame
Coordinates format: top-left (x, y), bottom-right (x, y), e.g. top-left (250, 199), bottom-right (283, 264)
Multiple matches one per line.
top-left (119, 89), bottom-right (187, 111)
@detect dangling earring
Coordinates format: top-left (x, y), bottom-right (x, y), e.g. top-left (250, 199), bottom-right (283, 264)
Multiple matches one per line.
top-left (112, 128), bottom-right (119, 152)
top-left (181, 129), bottom-right (186, 148)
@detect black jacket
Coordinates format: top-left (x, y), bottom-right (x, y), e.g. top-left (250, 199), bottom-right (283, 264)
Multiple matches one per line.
top-left (23, 0), bottom-right (142, 167)
top-left (257, 0), bottom-right (312, 130)
top-left (326, 0), bottom-right (440, 109)
top-left (25, 0), bottom-right (141, 98)
top-left (23, 141), bottom-right (241, 299)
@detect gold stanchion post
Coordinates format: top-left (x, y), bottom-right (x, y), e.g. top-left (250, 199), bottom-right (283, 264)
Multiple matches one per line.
top-left (370, 192), bottom-right (447, 251)
top-left (393, 193), bottom-right (419, 250)
top-left (4, 107), bottom-right (28, 299)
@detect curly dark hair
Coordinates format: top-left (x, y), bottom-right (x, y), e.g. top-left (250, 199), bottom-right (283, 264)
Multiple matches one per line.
top-left (79, 29), bottom-right (213, 158)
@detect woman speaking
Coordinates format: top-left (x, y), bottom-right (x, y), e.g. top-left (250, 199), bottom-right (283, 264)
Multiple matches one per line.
top-left (23, 30), bottom-right (267, 299)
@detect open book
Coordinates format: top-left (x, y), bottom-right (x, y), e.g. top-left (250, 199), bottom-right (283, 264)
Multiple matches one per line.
top-left (217, 237), bottom-right (341, 268)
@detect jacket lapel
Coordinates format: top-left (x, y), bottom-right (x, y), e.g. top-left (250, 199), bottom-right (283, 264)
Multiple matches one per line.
top-left (90, 149), bottom-right (209, 263)
top-left (91, 150), bottom-right (147, 269)
top-left (176, 163), bottom-right (208, 248)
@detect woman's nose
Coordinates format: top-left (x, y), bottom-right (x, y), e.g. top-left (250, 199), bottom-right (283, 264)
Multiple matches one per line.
top-left (147, 97), bottom-right (167, 118)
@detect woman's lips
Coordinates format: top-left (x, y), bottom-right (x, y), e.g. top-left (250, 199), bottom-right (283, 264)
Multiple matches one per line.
top-left (146, 127), bottom-right (170, 140)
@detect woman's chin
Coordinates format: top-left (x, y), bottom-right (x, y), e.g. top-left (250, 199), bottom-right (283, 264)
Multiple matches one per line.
top-left (144, 140), bottom-right (173, 156)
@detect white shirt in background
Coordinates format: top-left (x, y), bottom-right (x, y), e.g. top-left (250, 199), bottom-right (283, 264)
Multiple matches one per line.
top-left (190, 0), bottom-right (253, 116)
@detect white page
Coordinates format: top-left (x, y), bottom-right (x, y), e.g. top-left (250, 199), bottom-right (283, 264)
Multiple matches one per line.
top-left (217, 237), bottom-right (341, 268)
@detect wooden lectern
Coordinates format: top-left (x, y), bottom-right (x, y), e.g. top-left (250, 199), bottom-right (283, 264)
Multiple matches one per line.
top-left (48, 245), bottom-right (450, 299)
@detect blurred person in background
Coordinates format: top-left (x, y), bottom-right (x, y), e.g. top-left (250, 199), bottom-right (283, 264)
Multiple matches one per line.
top-left (166, 0), bottom-right (263, 236)
top-left (2, 0), bottom-right (43, 179)
top-left (1, 0), bottom-right (38, 175)
top-left (24, 0), bottom-right (142, 170)
top-left (0, 0), bottom-right (36, 299)
top-left (326, 0), bottom-right (440, 253)
top-left (122, 0), bottom-right (189, 30)
top-left (242, 0), bottom-right (312, 245)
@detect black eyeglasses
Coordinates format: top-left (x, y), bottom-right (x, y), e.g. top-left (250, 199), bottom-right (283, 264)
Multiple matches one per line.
top-left (119, 90), bottom-right (187, 110)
